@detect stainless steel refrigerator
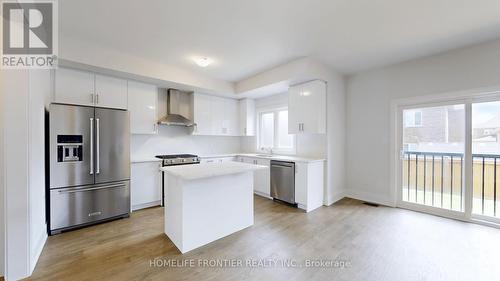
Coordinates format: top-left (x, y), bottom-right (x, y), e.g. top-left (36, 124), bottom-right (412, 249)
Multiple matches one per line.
top-left (47, 103), bottom-right (130, 235)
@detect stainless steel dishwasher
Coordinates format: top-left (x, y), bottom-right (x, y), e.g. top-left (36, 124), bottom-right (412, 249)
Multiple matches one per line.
top-left (270, 160), bottom-right (296, 205)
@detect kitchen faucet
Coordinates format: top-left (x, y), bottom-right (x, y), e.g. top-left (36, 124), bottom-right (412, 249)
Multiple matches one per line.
top-left (261, 147), bottom-right (273, 155)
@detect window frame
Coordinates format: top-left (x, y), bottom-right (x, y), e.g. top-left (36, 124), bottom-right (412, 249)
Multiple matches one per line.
top-left (257, 106), bottom-right (296, 154)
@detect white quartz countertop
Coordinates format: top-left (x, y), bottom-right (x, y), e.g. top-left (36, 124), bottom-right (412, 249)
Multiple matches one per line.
top-left (131, 157), bottom-right (162, 163)
top-left (200, 153), bottom-right (325, 163)
top-left (131, 153), bottom-right (325, 164)
top-left (160, 161), bottom-right (267, 180)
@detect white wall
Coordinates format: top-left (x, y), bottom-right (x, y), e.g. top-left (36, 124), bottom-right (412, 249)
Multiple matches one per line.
top-left (131, 126), bottom-right (242, 159)
top-left (346, 38), bottom-right (500, 206)
top-left (240, 92), bottom-right (327, 158)
top-left (0, 70), bottom-right (51, 280)
top-left (0, 69), bottom-right (5, 278)
top-left (2, 70), bottom-right (30, 280)
top-left (28, 70), bottom-right (51, 274)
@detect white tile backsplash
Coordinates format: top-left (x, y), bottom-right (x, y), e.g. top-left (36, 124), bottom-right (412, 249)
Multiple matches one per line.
top-left (131, 125), bottom-right (241, 158)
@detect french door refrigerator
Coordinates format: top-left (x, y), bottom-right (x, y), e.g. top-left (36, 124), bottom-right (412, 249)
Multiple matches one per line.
top-left (48, 103), bottom-right (130, 235)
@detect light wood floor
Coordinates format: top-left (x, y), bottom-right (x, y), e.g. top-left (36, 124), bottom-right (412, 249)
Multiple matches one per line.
top-left (27, 196), bottom-right (500, 281)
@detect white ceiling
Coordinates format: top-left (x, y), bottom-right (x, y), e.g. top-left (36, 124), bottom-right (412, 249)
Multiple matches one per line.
top-left (60, 0), bottom-right (500, 82)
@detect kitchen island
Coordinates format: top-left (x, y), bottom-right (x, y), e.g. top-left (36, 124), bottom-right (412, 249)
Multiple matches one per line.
top-left (160, 161), bottom-right (266, 253)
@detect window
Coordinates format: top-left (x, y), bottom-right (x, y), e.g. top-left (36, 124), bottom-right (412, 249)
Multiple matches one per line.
top-left (404, 110), bottom-right (422, 127)
top-left (258, 109), bottom-right (295, 153)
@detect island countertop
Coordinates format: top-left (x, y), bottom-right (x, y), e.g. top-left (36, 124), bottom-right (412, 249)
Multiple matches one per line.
top-left (160, 161), bottom-right (267, 180)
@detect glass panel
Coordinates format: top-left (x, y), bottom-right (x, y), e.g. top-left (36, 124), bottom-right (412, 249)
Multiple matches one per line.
top-left (402, 104), bottom-right (465, 211)
top-left (472, 101), bottom-right (500, 218)
top-left (277, 110), bottom-right (293, 148)
top-left (260, 112), bottom-right (274, 149)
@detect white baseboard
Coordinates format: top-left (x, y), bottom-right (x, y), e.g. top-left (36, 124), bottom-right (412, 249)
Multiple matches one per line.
top-left (254, 191), bottom-right (272, 200)
top-left (325, 189), bottom-right (346, 206)
top-left (29, 228), bottom-right (47, 275)
top-left (345, 189), bottom-right (394, 207)
top-left (132, 200), bottom-right (161, 211)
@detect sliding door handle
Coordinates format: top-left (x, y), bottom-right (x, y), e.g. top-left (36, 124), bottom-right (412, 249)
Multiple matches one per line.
top-left (96, 118), bottom-right (100, 174)
top-left (90, 118), bottom-right (94, 174)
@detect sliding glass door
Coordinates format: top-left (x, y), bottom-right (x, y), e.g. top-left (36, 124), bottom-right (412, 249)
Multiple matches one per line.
top-left (399, 98), bottom-right (500, 224)
top-left (472, 101), bottom-right (500, 219)
top-left (401, 104), bottom-right (465, 212)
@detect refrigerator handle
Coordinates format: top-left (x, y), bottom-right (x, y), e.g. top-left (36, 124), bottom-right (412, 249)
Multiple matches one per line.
top-left (90, 118), bottom-right (94, 175)
top-left (96, 118), bottom-right (100, 174)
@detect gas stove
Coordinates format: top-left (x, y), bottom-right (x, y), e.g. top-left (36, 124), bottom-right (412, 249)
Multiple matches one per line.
top-left (156, 154), bottom-right (200, 207)
top-left (155, 154), bottom-right (200, 166)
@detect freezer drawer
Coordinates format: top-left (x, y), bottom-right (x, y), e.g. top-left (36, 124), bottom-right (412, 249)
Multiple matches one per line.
top-left (50, 181), bottom-right (130, 233)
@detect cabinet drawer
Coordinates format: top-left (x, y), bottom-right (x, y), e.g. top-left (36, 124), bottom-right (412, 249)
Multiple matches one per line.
top-left (50, 181), bottom-right (130, 231)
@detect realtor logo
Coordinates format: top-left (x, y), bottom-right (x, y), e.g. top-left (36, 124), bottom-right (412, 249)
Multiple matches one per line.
top-left (1, 0), bottom-right (58, 68)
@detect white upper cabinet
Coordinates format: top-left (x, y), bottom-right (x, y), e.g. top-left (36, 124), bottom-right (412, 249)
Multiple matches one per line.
top-left (239, 99), bottom-right (255, 136)
top-left (193, 93), bottom-right (213, 135)
top-left (193, 93), bottom-right (240, 136)
top-left (94, 74), bottom-right (128, 109)
top-left (222, 98), bottom-right (239, 136)
top-left (54, 68), bottom-right (128, 110)
top-left (210, 96), bottom-right (227, 135)
top-left (128, 81), bottom-right (158, 134)
top-left (288, 80), bottom-right (326, 134)
top-left (54, 68), bottom-right (95, 106)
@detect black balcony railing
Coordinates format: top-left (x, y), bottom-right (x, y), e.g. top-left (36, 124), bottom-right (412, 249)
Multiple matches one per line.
top-left (403, 151), bottom-right (463, 211)
top-left (472, 154), bottom-right (500, 217)
top-left (403, 151), bottom-right (500, 216)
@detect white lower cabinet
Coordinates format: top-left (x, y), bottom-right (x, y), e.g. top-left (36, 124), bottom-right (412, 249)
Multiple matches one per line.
top-left (294, 161), bottom-right (324, 212)
top-left (131, 162), bottom-right (162, 211)
top-left (238, 156), bottom-right (270, 197)
top-left (238, 156), bottom-right (324, 212)
top-left (254, 159), bottom-right (271, 196)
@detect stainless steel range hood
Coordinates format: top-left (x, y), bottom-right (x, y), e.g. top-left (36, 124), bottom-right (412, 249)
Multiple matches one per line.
top-left (158, 89), bottom-right (195, 127)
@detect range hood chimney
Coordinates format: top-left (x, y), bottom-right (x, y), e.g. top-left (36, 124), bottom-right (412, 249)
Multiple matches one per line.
top-left (158, 89), bottom-right (195, 127)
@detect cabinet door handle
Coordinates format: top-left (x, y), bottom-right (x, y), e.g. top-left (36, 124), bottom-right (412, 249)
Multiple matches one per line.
top-left (90, 94), bottom-right (94, 104)
top-left (301, 123), bottom-right (304, 131)
top-left (96, 94), bottom-right (99, 104)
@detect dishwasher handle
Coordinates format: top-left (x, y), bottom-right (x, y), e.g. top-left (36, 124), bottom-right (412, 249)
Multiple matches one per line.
top-left (270, 160), bottom-right (295, 168)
